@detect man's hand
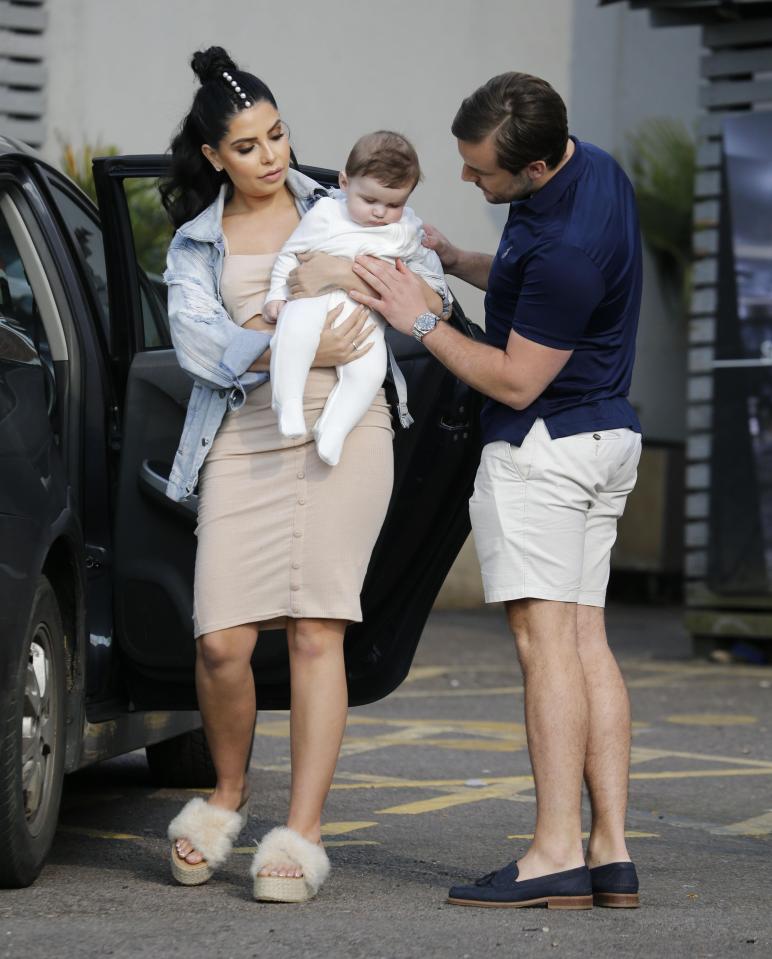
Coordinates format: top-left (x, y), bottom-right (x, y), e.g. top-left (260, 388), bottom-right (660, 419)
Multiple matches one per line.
top-left (350, 256), bottom-right (430, 336)
top-left (262, 299), bottom-right (285, 324)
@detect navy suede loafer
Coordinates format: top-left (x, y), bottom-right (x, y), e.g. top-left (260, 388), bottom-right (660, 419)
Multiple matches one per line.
top-left (589, 861), bottom-right (640, 908)
top-left (448, 861), bottom-right (593, 909)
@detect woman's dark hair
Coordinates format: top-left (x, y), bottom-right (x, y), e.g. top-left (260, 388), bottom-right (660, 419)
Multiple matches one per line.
top-left (160, 46), bottom-right (289, 228)
top-left (451, 72), bottom-right (568, 174)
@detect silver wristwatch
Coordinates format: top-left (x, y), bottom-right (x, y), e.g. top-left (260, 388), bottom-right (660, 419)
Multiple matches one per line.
top-left (412, 311), bottom-right (439, 341)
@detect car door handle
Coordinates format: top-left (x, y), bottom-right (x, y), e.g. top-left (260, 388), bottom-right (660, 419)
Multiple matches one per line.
top-left (439, 408), bottom-right (471, 439)
top-left (139, 459), bottom-right (198, 523)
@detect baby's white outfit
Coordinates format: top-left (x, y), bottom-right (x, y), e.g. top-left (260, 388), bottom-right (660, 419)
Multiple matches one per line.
top-left (266, 194), bottom-right (448, 466)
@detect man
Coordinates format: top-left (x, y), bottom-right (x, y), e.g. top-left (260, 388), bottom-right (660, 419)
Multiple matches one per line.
top-left (351, 72), bottom-right (643, 910)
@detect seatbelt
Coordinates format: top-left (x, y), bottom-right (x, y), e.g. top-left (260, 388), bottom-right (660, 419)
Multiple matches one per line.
top-left (386, 341), bottom-right (414, 428)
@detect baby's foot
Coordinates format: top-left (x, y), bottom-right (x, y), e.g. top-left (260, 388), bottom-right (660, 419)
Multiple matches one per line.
top-left (314, 428), bottom-right (344, 466)
top-left (277, 400), bottom-right (306, 438)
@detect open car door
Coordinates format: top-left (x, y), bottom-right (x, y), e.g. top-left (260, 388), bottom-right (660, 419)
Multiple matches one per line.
top-left (93, 155), bottom-right (482, 710)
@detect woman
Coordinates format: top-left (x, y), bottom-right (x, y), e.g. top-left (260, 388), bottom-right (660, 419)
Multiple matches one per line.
top-left (161, 47), bottom-right (447, 903)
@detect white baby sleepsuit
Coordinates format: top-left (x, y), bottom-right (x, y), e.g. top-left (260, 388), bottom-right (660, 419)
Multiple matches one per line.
top-left (267, 194), bottom-right (448, 466)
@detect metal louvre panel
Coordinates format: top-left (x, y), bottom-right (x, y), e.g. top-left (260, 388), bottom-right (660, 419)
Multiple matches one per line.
top-left (682, 4), bottom-right (772, 596)
top-left (0, 0), bottom-right (47, 148)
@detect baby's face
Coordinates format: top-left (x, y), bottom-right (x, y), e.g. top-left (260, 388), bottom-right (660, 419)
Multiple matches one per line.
top-left (340, 174), bottom-right (413, 227)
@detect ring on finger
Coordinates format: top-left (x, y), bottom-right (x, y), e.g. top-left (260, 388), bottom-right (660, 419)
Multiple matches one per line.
top-left (352, 340), bottom-right (359, 351)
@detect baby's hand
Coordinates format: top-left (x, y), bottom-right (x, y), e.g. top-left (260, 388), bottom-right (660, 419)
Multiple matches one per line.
top-left (262, 299), bottom-right (285, 324)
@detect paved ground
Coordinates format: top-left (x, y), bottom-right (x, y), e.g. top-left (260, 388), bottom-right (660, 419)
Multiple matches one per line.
top-left (2, 605), bottom-right (771, 959)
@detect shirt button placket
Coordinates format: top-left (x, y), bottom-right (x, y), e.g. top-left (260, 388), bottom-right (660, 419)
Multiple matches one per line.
top-left (290, 445), bottom-right (307, 616)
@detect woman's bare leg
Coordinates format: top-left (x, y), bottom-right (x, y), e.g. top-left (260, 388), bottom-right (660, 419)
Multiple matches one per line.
top-left (257, 617), bottom-right (348, 878)
top-left (175, 623), bottom-right (258, 864)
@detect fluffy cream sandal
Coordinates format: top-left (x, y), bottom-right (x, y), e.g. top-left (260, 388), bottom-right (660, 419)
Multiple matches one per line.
top-left (168, 796), bottom-right (249, 886)
top-left (251, 827), bottom-right (330, 903)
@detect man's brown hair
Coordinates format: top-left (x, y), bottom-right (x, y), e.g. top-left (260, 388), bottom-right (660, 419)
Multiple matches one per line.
top-left (345, 131), bottom-right (422, 190)
top-left (451, 73), bottom-right (568, 174)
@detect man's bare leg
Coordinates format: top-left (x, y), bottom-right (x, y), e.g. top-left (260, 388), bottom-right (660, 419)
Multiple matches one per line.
top-left (507, 598), bottom-right (588, 880)
top-left (577, 604), bottom-right (632, 867)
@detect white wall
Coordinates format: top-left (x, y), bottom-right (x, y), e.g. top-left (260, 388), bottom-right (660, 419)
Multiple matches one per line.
top-left (44, 0), bottom-right (702, 443)
top-left (570, 0), bottom-right (702, 442)
top-left (44, 0), bottom-right (576, 324)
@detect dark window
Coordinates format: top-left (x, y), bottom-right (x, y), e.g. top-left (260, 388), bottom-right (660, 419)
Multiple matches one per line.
top-left (0, 201), bottom-right (56, 420)
top-left (49, 184), bottom-right (111, 338)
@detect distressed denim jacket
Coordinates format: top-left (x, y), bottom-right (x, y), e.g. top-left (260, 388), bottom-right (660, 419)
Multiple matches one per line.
top-left (164, 168), bottom-right (450, 502)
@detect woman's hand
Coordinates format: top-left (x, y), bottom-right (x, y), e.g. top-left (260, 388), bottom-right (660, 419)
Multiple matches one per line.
top-left (287, 252), bottom-right (374, 300)
top-left (312, 303), bottom-right (376, 367)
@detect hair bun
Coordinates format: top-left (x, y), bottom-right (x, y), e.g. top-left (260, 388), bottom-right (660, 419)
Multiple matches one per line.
top-left (191, 46), bottom-right (238, 84)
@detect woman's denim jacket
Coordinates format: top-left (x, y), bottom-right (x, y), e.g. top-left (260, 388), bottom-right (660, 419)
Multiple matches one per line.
top-left (163, 168), bottom-right (450, 502)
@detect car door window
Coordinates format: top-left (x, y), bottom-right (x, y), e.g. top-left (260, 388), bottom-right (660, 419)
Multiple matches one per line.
top-left (123, 176), bottom-right (173, 350)
top-left (48, 183), bottom-right (111, 338)
top-left (0, 196), bottom-right (58, 423)
top-left (49, 179), bottom-right (172, 351)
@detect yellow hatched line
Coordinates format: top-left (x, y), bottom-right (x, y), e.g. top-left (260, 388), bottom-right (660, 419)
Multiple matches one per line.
top-left (508, 831), bottom-right (659, 840)
top-left (58, 826), bottom-right (142, 841)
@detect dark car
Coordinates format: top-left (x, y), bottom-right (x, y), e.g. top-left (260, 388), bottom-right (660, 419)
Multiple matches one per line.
top-left (0, 140), bottom-right (482, 888)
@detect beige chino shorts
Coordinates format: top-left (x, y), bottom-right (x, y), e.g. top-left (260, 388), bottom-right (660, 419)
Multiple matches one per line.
top-left (470, 418), bottom-right (642, 607)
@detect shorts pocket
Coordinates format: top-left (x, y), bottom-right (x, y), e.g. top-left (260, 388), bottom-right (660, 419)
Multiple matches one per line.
top-left (507, 438), bottom-right (535, 481)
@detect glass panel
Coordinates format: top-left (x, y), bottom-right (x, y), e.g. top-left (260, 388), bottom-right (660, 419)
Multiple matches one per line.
top-left (124, 177), bottom-right (174, 282)
top-left (123, 177), bottom-right (173, 349)
top-left (715, 112), bottom-right (772, 361)
top-left (0, 200), bottom-right (55, 418)
top-left (49, 184), bottom-right (110, 338)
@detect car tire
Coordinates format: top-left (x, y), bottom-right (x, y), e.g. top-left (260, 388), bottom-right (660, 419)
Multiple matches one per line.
top-left (145, 729), bottom-right (217, 788)
top-left (0, 576), bottom-right (67, 888)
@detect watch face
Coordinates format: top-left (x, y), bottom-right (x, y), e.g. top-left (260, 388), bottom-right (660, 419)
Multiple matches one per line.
top-left (417, 313), bottom-right (437, 334)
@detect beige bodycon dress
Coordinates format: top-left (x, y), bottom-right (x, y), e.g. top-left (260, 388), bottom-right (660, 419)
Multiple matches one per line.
top-left (192, 243), bottom-right (394, 637)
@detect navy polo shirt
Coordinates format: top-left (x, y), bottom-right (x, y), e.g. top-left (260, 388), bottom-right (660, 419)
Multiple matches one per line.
top-left (481, 136), bottom-right (642, 447)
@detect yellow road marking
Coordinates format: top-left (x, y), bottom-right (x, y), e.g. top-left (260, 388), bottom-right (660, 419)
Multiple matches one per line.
top-left (391, 686), bottom-right (524, 699)
top-left (320, 821), bottom-right (378, 836)
top-left (232, 841), bottom-right (380, 855)
top-left (507, 831), bottom-right (659, 840)
top-left (322, 840), bottom-right (380, 847)
top-left (58, 826), bottom-right (142, 841)
top-left (710, 810), bottom-right (772, 837)
top-left (341, 736), bottom-right (524, 753)
top-left (377, 778), bottom-right (534, 816)
top-left (629, 746), bottom-right (772, 769)
top-left (629, 768), bottom-right (772, 781)
top-left (666, 713), bottom-right (758, 726)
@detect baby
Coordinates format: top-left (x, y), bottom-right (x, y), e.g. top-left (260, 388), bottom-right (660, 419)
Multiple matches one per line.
top-left (263, 131), bottom-right (450, 466)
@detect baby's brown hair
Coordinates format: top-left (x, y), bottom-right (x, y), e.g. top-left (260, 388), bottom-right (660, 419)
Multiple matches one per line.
top-left (344, 131), bottom-right (422, 190)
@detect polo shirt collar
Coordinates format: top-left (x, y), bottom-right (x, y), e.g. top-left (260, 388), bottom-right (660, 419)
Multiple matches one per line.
top-left (515, 136), bottom-right (585, 215)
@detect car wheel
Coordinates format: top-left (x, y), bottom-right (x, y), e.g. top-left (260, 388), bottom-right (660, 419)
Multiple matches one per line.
top-left (145, 729), bottom-right (217, 788)
top-left (0, 577), bottom-right (67, 888)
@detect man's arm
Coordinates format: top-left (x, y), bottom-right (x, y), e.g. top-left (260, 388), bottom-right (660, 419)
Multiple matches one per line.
top-left (422, 223), bottom-right (493, 291)
top-left (414, 322), bottom-right (571, 409)
top-left (349, 257), bottom-right (574, 408)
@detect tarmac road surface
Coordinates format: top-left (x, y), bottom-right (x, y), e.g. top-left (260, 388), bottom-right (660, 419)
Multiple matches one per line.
top-left (1, 605), bottom-right (771, 959)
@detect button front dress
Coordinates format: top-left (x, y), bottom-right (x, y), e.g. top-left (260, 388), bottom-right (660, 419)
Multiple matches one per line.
top-left (191, 239), bottom-right (394, 636)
